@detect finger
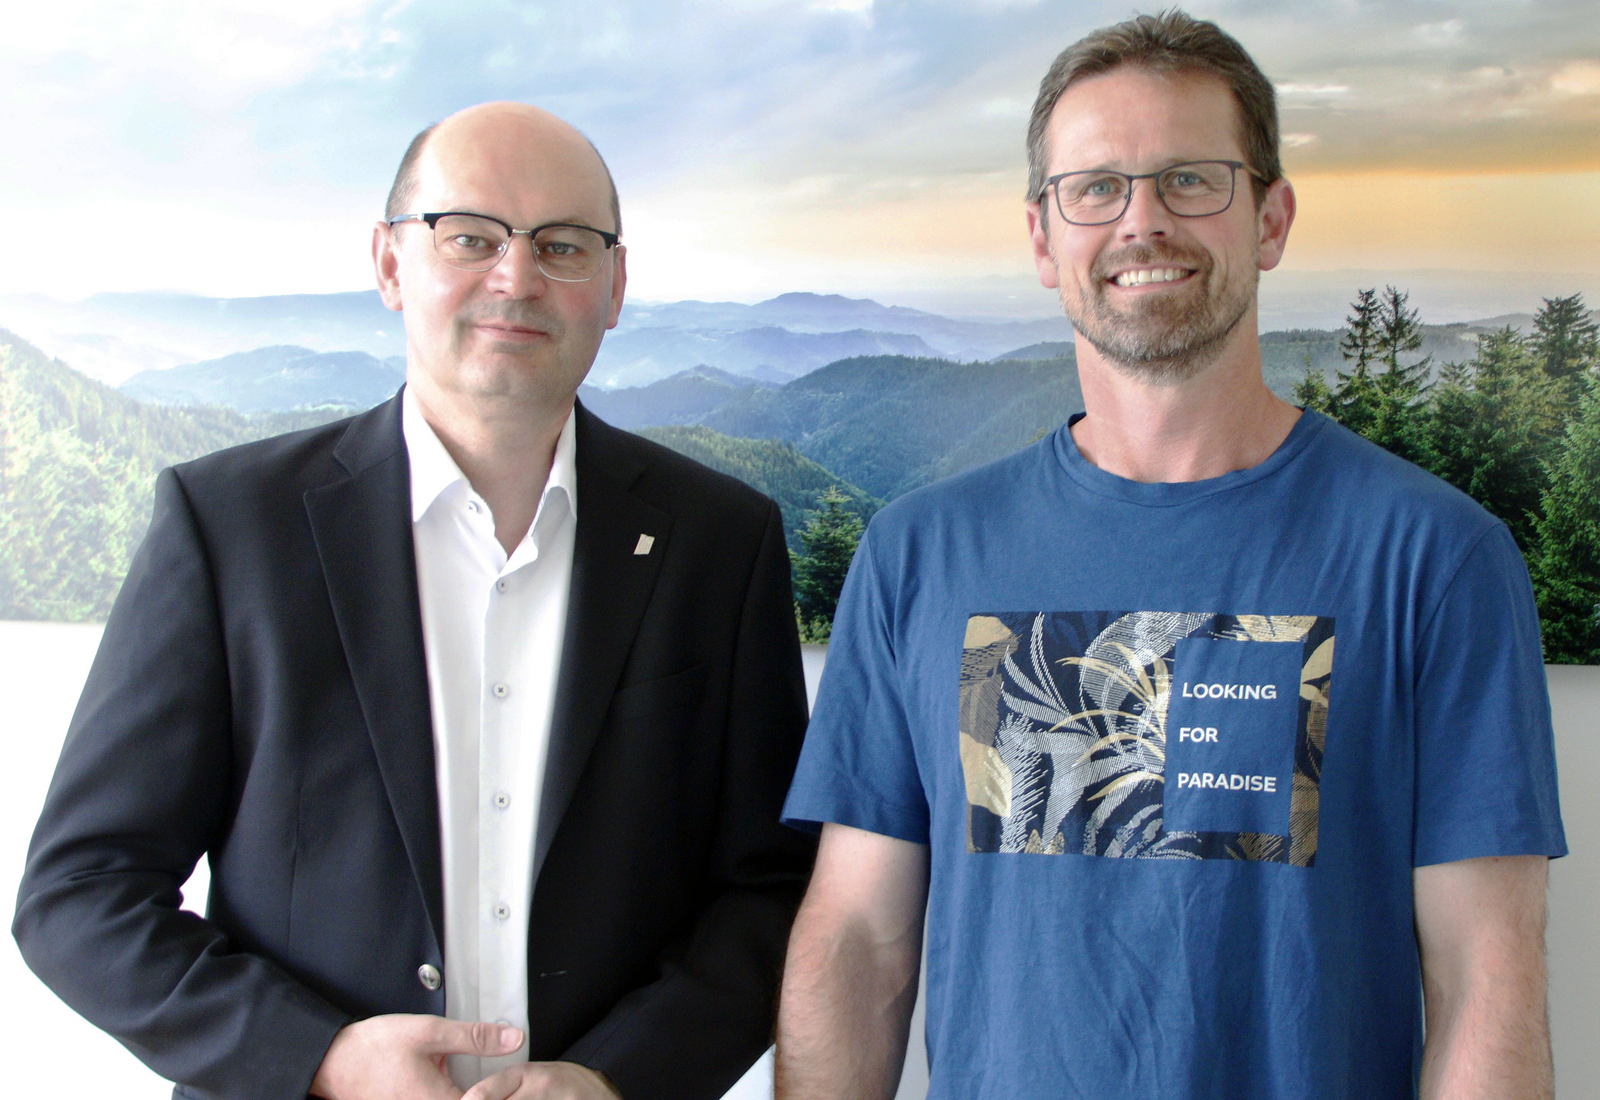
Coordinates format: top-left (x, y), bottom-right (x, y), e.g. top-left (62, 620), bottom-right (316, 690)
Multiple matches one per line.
top-left (422, 1018), bottom-right (525, 1057)
top-left (461, 1067), bottom-right (533, 1100)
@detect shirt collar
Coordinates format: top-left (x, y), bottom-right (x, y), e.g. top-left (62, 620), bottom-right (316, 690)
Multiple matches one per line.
top-left (540, 405), bottom-right (579, 527)
top-left (402, 386), bottom-right (580, 525)
top-left (403, 386), bottom-right (465, 523)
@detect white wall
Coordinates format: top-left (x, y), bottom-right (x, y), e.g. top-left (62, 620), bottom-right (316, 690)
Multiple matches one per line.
top-left (1547, 665), bottom-right (1600, 1099)
top-left (5, 630), bottom-right (1596, 1099)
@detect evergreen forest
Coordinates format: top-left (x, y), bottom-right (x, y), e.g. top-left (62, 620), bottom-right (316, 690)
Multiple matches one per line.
top-left (0, 332), bottom-right (349, 621)
top-left (1294, 290), bottom-right (1599, 664)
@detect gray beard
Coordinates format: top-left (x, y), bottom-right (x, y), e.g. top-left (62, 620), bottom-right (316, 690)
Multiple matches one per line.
top-left (1060, 244), bottom-right (1256, 385)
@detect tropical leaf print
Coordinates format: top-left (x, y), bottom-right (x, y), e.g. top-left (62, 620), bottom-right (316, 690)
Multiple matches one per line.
top-left (1290, 636), bottom-right (1335, 866)
top-left (960, 610), bottom-right (1334, 866)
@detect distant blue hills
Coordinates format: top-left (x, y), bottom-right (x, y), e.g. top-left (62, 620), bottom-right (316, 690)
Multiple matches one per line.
top-left (577, 365), bottom-right (772, 429)
top-left (121, 346), bottom-right (406, 413)
top-left (0, 289), bottom-right (1077, 390)
top-left (590, 293), bottom-right (1077, 388)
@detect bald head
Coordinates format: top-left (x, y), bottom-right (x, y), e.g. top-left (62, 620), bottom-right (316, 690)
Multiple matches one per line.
top-left (384, 102), bottom-right (620, 235)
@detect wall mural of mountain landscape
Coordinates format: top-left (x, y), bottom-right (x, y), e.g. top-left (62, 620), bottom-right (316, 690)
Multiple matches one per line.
top-left (1, 287), bottom-right (1596, 661)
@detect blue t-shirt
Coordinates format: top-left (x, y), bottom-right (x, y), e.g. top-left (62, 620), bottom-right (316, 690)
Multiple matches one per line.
top-left (783, 410), bottom-right (1566, 1100)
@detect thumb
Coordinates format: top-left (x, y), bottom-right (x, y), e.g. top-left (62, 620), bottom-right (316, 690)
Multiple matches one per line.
top-left (427, 1019), bottom-right (524, 1057)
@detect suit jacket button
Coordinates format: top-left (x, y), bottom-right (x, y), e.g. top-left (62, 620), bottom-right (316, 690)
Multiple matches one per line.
top-left (417, 964), bottom-right (442, 991)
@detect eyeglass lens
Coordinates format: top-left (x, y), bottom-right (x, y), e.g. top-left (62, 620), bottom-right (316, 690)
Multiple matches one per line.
top-left (1054, 162), bottom-right (1238, 225)
top-left (431, 214), bottom-right (610, 281)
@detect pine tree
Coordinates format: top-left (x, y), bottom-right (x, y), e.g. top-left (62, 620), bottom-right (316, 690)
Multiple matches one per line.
top-left (1332, 288), bottom-right (1383, 437)
top-left (1337, 288), bottom-right (1382, 379)
top-left (1529, 293), bottom-right (1599, 404)
top-left (1329, 286), bottom-right (1431, 463)
top-left (1374, 286), bottom-right (1432, 379)
top-left (1529, 371), bottom-right (1600, 663)
top-left (1422, 327), bottom-right (1556, 555)
top-left (790, 487), bottom-right (864, 643)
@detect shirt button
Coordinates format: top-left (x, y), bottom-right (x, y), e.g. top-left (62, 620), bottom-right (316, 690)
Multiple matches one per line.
top-left (492, 683), bottom-right (510, 699)
top-left (493, 902), bottom-right (511, 921)
top-left (492, 791), bottom-right (511, 810)
top-left (496, 579), bottom-right (508, 592)
top-left (466, 501), bottom-right (480, 513)
top-left (417, 964), bottom-right (442, 991)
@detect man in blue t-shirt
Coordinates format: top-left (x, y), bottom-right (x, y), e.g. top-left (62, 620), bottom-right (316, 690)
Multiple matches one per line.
top-left (774, 10), bottom-right (1565, 1100)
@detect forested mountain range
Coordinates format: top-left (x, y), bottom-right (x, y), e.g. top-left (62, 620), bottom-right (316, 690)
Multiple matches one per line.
top-left (0, 331), bottom-right (351, 620)
top-left (5, 285), bottom-right (1595, 662)
top-left (634, 427), bottom-right (879, 551)
top-left (0, 318), bottom-right (1510, 620)
top-left (696, 353), bottom-right (1084, 500)
top-left (0, 330), bottom-right (880, 619)
top-left (577, 366), bottom-right (772, 428)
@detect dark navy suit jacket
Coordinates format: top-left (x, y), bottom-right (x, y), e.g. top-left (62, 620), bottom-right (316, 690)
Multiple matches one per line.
top-left (14, 393), bottom-right (816, 1100)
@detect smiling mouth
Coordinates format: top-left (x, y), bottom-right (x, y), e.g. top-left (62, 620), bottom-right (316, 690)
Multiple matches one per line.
top-left (1110, 267), bottom-right (1194, 288)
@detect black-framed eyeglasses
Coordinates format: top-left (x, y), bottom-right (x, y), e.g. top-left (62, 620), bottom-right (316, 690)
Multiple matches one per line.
top-left (388, 212), bottom-right (620, 282)
top-left (1037, 160), bottom-right (1266, 226)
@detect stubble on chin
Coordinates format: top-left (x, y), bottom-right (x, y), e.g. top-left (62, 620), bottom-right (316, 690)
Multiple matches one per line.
top-left (1059, 243), bottom-right (1255, 385)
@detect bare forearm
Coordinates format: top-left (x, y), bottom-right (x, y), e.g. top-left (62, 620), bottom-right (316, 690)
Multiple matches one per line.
top-left (1417, 855), bottom-right (1553, 1100)
top-left (1419, 957), bottom-right (1552, 1099)
top-left (775, 904), bottom-right (921, 1100)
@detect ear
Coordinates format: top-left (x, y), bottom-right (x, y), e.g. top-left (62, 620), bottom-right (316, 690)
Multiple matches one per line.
top-left (373, 221), bottom-right (405, 312)
top-left (1026, 201), bottom-right (1060, 290)
top-left (605, 244), bottom-right (627, 330)
top-left (1256, 177), bottom-right (1296, 273)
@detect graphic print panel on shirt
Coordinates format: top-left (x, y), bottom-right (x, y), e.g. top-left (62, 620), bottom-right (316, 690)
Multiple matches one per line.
top-left (959, 611), bottom-right (1334, 866)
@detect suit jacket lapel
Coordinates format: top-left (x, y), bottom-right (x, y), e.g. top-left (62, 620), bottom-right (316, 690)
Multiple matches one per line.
top-left (536, 404), bottom-right (673, 881)
top-left (303, 393), bottom-right (445, 950)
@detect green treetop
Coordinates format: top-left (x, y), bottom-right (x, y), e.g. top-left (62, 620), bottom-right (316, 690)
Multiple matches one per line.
top-left (1423, 327), bottom-right (1559, 555)
top-left (1529, 293), bottom-right (1599, 404)
top-left (1291, 350), bottom-right (1334, 415)
top-left (1328, 286), bottom-right (1432, 464)
top-left (791, 486), bottom-right (865, 643)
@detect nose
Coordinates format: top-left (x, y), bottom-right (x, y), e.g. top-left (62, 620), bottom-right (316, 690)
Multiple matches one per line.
top-left (485, 232), bottom-right (548, 297)
top-left (1118, 177), bottom-right (1175, 242)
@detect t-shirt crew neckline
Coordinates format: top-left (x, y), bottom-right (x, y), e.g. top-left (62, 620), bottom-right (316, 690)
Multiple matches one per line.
top-left (1054, 407), bottom-right (1329, 507)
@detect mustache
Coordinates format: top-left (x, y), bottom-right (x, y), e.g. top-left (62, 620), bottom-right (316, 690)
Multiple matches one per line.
top-left (1091, 242), bottom-right (1209, 282)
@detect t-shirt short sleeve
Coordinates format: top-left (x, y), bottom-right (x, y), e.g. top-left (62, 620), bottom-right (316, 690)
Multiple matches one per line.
top-left (1412, 521), bottom-right (1567, 866)
top-left (783, 526), bottom-right (931, 843)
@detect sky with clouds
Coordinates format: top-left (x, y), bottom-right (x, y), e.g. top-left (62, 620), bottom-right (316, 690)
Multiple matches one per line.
top-left (1, 0), bottom-right (1596, 310)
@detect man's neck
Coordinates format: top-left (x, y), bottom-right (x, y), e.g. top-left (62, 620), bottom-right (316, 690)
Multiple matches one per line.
top-left (407, 373), bottom-right (571, 556)
top-left (1070, 325), bottom-right (1301, 484)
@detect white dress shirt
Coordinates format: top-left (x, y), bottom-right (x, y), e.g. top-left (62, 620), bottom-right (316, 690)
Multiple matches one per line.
top-left (403, 388), bottom-right (577, 1089)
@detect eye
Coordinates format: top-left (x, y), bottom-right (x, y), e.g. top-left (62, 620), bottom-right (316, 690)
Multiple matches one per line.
top-left (1063, 173), bottom-right (1126, 205)
top-left (448, 234), bottom-right (494, 249)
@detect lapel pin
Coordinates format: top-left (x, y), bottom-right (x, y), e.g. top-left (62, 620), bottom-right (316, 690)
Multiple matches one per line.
top-left (633, 534), bottom-right (655, 556)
